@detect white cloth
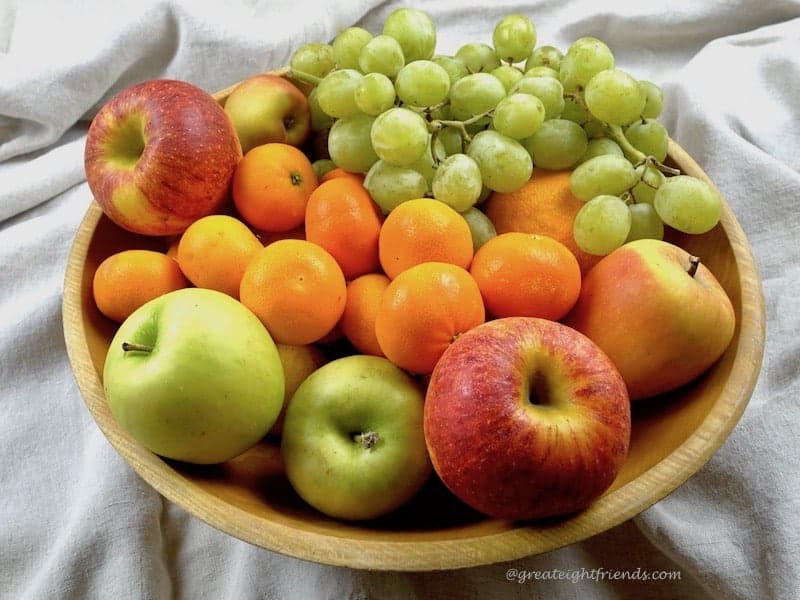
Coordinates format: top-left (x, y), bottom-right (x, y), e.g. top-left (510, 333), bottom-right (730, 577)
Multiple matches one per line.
top-left (2, 0), bottom-right (799, 598)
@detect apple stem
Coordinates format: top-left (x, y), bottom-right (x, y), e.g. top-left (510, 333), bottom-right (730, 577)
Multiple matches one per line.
top-left (354, 431), bottom-right (380, 450)
top-left (122, 342), bottom-right (153, 353)
top-left (687, 255), bottom-right (701, 278)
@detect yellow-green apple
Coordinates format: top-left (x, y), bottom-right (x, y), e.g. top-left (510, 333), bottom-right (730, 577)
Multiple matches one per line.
top-left (281, 355), bottom-right (432, 520)
top-left (563, 238), bottom-right (735, 400)
top-left (223, 74), bottom-right (311, 154)
top-left (103, 287), bottom-right (284, 464)
top-left (268, 343), bottom-right (327, 436)
top-left (84, 79), bottom-right (242, 236)
top-left (424, 317), bottom-right (630, 521)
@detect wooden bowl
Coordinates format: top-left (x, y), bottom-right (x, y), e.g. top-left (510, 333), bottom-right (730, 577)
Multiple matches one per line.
top-left (62, 79), bottom-right (766, 571)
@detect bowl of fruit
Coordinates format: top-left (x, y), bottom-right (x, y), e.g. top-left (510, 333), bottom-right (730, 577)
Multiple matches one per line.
top-left (63, 9), bottom-right (765, 570)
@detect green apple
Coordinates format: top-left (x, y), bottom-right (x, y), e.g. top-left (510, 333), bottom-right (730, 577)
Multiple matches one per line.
top-left (103, 287), bottom-right (284, 464)
top-left (281, 355), bottom-right (431, 521)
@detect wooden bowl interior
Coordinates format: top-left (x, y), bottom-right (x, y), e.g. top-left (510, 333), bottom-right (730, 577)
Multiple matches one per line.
top-left (62, 81), bottom-right (766, 571)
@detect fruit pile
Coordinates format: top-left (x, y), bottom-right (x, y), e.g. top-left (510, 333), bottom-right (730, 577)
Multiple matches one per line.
top-left (84, 8), bottom-right (736, 523)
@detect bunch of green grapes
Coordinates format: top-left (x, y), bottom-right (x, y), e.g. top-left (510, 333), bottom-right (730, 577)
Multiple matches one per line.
top-left (289, 8), bottom-right (723, 254)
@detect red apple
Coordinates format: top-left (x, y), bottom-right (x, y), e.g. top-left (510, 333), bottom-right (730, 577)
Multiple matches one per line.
top-left (223, 74), bottom-right (311, 154)
top-left (424, 317), bottom-right (630, 521)
top-left (563, 238), bottom-right (736, 400)
top-left (84, 79), bottom-right (242, 236)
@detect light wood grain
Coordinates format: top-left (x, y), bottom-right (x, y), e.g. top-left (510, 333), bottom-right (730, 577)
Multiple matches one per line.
top-left (62, 76), bottom-right (766, 571)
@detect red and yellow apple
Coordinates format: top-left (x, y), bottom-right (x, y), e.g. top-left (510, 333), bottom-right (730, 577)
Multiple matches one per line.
top-left (424, 317), bottom-right (631, 521)
top-left (84, 79), bottom-right (242, 236)
top-left (223, 73), bottom-right (311, 154)
top-left (564, 238), bottom-right (736, 401)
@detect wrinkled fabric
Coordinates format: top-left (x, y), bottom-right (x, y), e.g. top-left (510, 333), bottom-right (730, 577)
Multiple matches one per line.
top-left (2, 1), bottom-right (799, 598)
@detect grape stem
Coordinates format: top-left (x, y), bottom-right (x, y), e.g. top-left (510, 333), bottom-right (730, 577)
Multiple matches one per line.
top-left (284, 66), bottom-right (323, 86)
top-left (431, 110), bottom-right (492, 143)
top-left (605, 124), bottom-right (682, 176)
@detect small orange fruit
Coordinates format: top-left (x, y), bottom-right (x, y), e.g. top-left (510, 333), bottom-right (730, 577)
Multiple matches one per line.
top-left (239, 239), bottom-right (347, 345)
top-left (378, 198), bottom-right (473, 279)
top-left (233, 143), bottom-right (318, 232)
top-left (470, 232), bottom-right (581, 321)
top-left (375, 262), bottom-right (485, 374)
top-left (320, 167), bottom-right (366, 185)
top-left (305, 177), bottom-right (384, 280)
top-left (176, 214), bottom-right (262, 299)
top-left (483, 168), bottom-right (601, 275)
top-left (92, 249), bottom-right (189, 323)
top-left (340, 273), bottom-right (391, 356)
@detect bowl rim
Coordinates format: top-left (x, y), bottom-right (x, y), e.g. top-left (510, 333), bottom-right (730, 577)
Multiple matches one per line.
top-left (62, 137), bottom-right (766, 571)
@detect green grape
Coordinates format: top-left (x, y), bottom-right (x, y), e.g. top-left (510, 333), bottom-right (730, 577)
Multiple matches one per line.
top-left (477, 184), bottom-right (493, 204)
top-left (559, 37), bottom-right (615, 93)
top-left (573, 195), bottom-right (632, 255)
top-left (584, 69), bottom-right (646, 126)
top-left (461, 207), bottom-right (498, 251)
top-left (524, 66), bottom-right (559, 79)
top-left (653, 175), bottom-right (722, 234)
top-left (569, 154), bottom-right (637, 201)
top-left (561, 95), bottom-right (589, 124)
top-left (363, 160), bottom-right (428, 214)
top-left (624, 118), bottom-right (668, 162)
top-left (525, 45), bottom-right (563, 71)
top-left (509, 76), bottom-right (564, 119)
top-left (467, 130), bottom-right (532, 193)
top-left (354, 73), bottom-right (396, 116)
top-left (359, 35), bottom-right (405, 78)
top-left (455, 42), bottom-right (501, 73)
top-left (577, 137), bottom-right (624, 164)
top-left (524, 118), bottom-right (587, 170)
top-left (316, 69), bottom-right (363, 119)
top-left (631, 163), bottom-right (666, 204)
top-left (449, 73), bottom-right (507, 120)
top-left (492, 14), bottom-right (537, 63)
top-left (492, 93), bottom-right (545, 139)
top-left (307, 86), bottom-right (334, 132)
top-left (312, 158), bottom-right (337, 179)
top-left (395, 60), bottom-right (451, 107)
top-left (626, 202), bottom-right (664, 242)
top-left (408, 138), bottom-right (437, 191)
top-left (583, 118), bottom-right (606, 139)
top-left (437, 126), bottom-right (464, 156)
top-left (382, 7), bottom-right (437, 62)
top-left (332, 27), bottom-right (373, 70)
top-left (431, 153), bottom-right (483, 212)
top-left (290, 43), bottom-right (335, 79)
top-left (639, 80), bottom-right (664, 119)
top-left (327, 113), bottom-right (379, 173)
top-left (432, 55), bottom-right (470, 86)
top-left (370, 107), bottom-right (430, 166)
top-left (491, 65), bottom-right (525, 91)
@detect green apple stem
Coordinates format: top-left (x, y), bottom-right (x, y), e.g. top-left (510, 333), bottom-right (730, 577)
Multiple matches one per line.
top-left (687, 255), bottom-right (701, 278)
top-left (354, 431), bottom-right (380, 450)
top-left (121, 342), bottom-right (153, 353)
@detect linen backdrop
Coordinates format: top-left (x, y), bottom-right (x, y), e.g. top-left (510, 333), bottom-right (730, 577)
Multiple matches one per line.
top-left (1, 1), bottom-right (799, 598)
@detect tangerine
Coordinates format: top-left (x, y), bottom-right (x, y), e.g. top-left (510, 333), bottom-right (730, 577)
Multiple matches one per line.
top-left (92, 249), bottom-right (189, 323)
top-left (305, 177), bottom-right (384, 280)
top-left (374, 262), bottom-right (485, 374)
top-left (470, 232), bottom-right (581, 321)
top-left (239, 239), bottom-right (346, 345)
top-left (233, 143), bottom-right (318, 232)
top-left (483, 168), bottom-right (601, 275)
top-left (378, 198), bottom-right (473, 279)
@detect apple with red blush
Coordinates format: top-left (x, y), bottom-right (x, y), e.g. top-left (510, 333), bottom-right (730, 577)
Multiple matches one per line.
top-left (424, 316), bottom-right (631, 522)
top-left (84, 79), bottom-right (242, 236)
